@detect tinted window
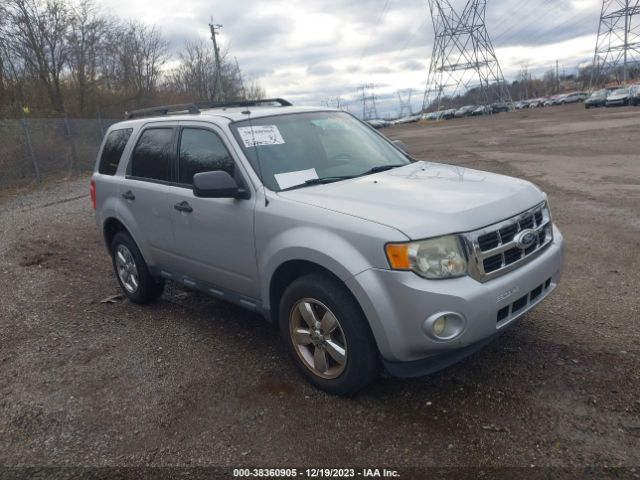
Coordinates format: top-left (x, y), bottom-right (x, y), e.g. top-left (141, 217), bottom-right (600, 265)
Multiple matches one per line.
top-left (98, 129), bottom-right (132, 175)
top-left (178, 129), bottom-right (235, 185)
top-left (130, 128), bottom-right (173, 181)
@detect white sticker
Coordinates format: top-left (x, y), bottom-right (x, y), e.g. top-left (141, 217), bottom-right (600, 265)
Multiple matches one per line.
top-left (237, 125), bottom-right (285, 148)
top-left (274, 168), bottom-right (319, 190)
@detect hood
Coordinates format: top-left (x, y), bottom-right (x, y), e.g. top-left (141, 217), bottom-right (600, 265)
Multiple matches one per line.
top-left (608, 92), bottom-right (629, 101)
top-left (277, 161), bottom-right (545, 240)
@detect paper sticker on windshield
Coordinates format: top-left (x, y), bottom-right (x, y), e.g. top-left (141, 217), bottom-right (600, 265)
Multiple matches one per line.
top-left (237, 125), bottom-right (285, 148)
top-left (274, 168), bottom-right (319, 190)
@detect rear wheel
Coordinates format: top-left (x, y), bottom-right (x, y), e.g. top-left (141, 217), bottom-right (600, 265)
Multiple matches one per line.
top-left (279, 273), bottom-right (380, 395)
top-left (111, 231), bottom-right (164, 304)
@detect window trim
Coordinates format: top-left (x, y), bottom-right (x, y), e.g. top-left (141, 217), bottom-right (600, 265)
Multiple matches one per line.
top-left (125, 125), bottom-right (177, 184)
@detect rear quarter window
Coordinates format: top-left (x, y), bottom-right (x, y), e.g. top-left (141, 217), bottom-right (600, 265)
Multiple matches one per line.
top-left (98, 129), bottom-right (133, 175)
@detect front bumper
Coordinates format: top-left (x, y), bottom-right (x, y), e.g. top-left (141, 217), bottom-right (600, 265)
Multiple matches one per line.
top-left (346, 226), bottom-right (565, 366)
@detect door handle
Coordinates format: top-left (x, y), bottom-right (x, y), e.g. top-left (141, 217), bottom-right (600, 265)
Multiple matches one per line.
top-left (174, 201), bottom-right (193, 213)
top-left (121, 190), bottom-right (135, 201)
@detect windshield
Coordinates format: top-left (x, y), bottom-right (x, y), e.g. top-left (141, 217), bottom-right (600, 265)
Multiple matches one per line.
top-left (590, 90), bottom-right (606, 98)
top-left (612, 88), bottom-right (628, 95)
top-left (230, 111), bottom-right (410, 191)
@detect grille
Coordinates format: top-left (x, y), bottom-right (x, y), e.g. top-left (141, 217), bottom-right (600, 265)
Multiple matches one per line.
top-left (463, 202), bottom-right (553, 282)
top-left (496, 277), bottom-right (552, 324)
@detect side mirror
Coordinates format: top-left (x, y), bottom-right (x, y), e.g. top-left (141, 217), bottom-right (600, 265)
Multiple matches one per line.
top-left (392, 139), bottom-right (409, 154)
top-left (193, 171), bottom-right (248, 199)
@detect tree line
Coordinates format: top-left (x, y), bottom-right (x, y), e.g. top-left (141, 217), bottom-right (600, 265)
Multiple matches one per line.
top-left (0, 0), bottom-right (265, 118)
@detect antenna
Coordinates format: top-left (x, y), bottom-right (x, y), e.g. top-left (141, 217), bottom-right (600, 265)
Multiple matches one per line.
top-left (591, 0), bottom-right (640, 87)
top-left (423, 0), bottom-right (511, 111)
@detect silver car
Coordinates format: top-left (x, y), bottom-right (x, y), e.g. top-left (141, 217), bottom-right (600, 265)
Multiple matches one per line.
top-left (91, 99), bottom-right (565, 394)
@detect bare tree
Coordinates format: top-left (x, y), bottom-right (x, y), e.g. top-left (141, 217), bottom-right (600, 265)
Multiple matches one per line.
top-left (66, 0), bottom-right (111, 114)
top-left (166, 40), bottom-right (216, 100)
top-left (2, 0), bottom-right (70, 112)
top-left (117, 21), bottom-right (168, 99)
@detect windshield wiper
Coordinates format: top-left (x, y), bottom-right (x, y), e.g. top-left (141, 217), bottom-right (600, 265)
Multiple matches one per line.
top-left (280, 175), bottom-right (356, 191)
top-left (358, 164), bottom-right (406, 176)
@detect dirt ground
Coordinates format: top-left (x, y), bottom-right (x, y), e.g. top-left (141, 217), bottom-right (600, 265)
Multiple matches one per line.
top-left (0, 103), bottom-right (639, 473)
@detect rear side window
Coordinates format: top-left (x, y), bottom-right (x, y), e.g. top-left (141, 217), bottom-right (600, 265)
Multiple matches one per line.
top-left (98, 129), bottom-right (133, 175)
top-left (178, 128), bottom-right (235, 185)
top-left (130, 128), bottom-right (174, 182)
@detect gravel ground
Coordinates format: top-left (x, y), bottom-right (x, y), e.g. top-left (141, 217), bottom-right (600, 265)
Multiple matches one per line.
top-left (0, 104), bottom-right (638, 473)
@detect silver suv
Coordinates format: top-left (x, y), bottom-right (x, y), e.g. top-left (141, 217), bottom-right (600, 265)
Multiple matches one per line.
top-left (91, 99), bottom-right (565, 395)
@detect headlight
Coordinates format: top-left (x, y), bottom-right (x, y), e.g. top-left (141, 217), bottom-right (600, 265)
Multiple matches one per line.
top-left (385, 235), bottom-right (468, 279)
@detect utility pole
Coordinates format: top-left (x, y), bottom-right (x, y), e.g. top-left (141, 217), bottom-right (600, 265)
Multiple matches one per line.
top-left (423, 0), bottom-right (511, 111)
top-left (209, 20), bottom-right (225, 102)
top-left (591, 0), bottom-right (640, 88)
top-left (234, 56), bottom-right (246, 100)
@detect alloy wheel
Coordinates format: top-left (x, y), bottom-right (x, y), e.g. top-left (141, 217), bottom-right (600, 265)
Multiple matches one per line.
top-left (289, 298), bottom-right (348, 379)
top-left (115, 244), bottom-right (139, 294)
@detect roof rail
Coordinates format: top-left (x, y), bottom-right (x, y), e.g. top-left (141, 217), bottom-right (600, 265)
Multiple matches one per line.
top-left (125, 103), bottom-right (200, 120)
top-left (197, 98), bottom-right (292, 109)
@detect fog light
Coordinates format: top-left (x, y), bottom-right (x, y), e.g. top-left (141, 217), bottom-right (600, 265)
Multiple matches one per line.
top-left (433, 317), bottom-right (446, 336)
top-left (423, 312), bottom-right (466, 341)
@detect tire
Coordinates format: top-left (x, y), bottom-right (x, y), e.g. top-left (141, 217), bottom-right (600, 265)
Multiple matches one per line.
top-left (278, 273), bottom-right (380, 395)
top-left (111, 231), bottom-right (165, 304)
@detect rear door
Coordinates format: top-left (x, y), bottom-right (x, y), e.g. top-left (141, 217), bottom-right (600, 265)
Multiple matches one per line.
top-left (118, 125), bottom-right (176, 268)
top-left (165, 123), bottom-right (259, 299)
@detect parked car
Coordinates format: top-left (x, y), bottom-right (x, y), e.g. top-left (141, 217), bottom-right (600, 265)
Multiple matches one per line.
top-left (91, 99), bottom-right (564, 395)
top-left (491, 102), bottom-right (510, 113)
top-left (367, 119), bottom-right (391, 129)
top-left (423, 110), bottom-right (445, 120)
top-left (543, 97), bottom-right (557, 107)
top-left (514, 101), bottom-right (529, 109)
top-left (561, 92), bottom-right (588, 104)
top-left (584, 89), bottom-right (609, 109)
top-left (629, 85), bottom-right (640, 106)
top-left (527, 98), bottom-right (545, 108)
top-left (606, 88), bottom-right (631, 107)
top-left (392, 115), bottom-right (421, 125)
top-left (441, 108), bottom-right (457, 120)
top-left (454, 105), bottom-right (476, 118)
top-left (550, 94), bottom-right (568, 105)
top-left (472, 105), bottom-right (491, 116)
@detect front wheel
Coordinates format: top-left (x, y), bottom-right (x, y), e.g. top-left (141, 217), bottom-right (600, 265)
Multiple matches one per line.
top-left (279, 273), bottom-right (380, 395)
top-left (111, 231), bottom-right (165, 304)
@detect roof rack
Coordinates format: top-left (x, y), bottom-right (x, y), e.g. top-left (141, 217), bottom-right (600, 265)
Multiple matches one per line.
top-left (197, 98), bottom-right (292, 109)
top-left (125, 103), bottom-right (200, 120)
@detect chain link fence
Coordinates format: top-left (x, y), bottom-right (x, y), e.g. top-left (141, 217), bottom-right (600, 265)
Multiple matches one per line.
top-left (0, 116), bottom-right (121, 189)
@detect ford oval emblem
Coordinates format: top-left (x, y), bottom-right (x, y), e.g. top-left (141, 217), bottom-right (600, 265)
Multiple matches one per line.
top-left (514, 229), bottom-right (537, 249)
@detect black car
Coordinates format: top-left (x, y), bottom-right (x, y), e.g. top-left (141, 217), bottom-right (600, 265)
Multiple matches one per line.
top-left (491, 102), bottom-right (510, 113)
top-left (584, 89), bottom-right (608, 109)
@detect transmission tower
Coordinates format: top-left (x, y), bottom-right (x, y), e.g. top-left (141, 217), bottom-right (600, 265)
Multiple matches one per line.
top-left (423, 0), bottom-right (511, 111)
top-left (591, 0), bottom-right (640, 87)
top-left (360, 84), bottom-right (379, 120)
top-left (209, 21), bottom-right (225, 102)
top-left (397, 89), bottom-right (414, 117)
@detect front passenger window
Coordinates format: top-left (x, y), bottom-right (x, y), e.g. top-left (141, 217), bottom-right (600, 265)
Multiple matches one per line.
top-left (179, 129), bottom-right (235, 185)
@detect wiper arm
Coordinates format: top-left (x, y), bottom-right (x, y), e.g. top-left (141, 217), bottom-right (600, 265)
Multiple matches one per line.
top-left (359, 164), bottom-right (406, 176)
top-left (280, 175), bottom-right (356, 191)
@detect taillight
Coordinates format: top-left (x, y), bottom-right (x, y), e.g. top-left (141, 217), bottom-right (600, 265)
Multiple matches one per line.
top-left (90, 180), bottom-right (96, 209)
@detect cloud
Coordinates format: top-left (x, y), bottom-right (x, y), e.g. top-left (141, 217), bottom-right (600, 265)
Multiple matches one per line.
top-left (99, 0), bottom-right (602, 117)
top-left (307, 64), bottom-right (336, 76)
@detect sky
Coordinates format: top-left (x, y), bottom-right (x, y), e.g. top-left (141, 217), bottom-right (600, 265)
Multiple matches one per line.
top-left (100, 0), bottom-right (602, 117)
